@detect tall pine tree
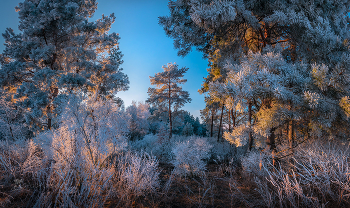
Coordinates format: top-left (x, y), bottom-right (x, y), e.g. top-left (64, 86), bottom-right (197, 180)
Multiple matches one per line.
top-left (147, 63), bottom-right (191, 138)
top-left (0, 0), bottom-right (129, 133)
top-left (160, 0), bottom-right (350, 153)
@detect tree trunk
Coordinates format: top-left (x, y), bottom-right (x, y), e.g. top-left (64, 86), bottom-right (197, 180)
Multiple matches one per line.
top-left (168, 79), bottom-right (172, 139)
top-left (169, 99), bottom-right (172, 139)
top-left (9, 126), bottom-right (14, 141)
top-left (288, 101), bottom-right (294, 154)
top-left (248, 101), bottom-right (253, 151)
top-left (47, 104), bottom-right (52, 130)
top-left (48, 118), bottom-right (52, 130)
top-left (228, 109), bottom-right (231, 132)
top-left (47, 87), bottom-right (58, 130)
top-left (210, 108), bottom-right (214, 137)
top-left (266, 127), bottom-right (277, 166)
top-left (288, 120), bottom-right (294, 153)
top-left (231, 109), bottom-right (236, 129)
top-left (217, 104), bottom-right (224, 142)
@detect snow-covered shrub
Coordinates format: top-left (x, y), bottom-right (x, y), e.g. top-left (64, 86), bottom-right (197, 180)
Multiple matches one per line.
top-left (133, 134), bottom-right (234, 164)
top-left (0, 139), bottom-right (29, 179)
top-left (36, 96), bottom-right (129, 168)
top-left (131, 134), bottom-right (172, 160)
top-left (205, 136), bottom-right (239, 163)
top-left (22, 140), bottom-right (50, 186)
top-left (0, 139), bottom-right (52, 207)
top-left (241, 150), bottom-right (272, 178)
top-left (31, 96), bottom-right (160, 206)
top-left (0, 140), bottom-right (28, 207)
top-left (116, 151), bottom-right (160, 197)
top-left (40, 164), bottom-right (114, 208)
top-left (234, 140), bottom-right (350, 207)
top-left (157, 122), bottom-right (170, 143)
top-left (31, 96), bottom-right (130, 207)
top-left (171, 137), bottom-right (213, 176)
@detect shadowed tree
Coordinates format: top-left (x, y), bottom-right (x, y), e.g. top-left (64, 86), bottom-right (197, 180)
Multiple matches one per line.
top-left (147, 63), bottom-right (191, 138)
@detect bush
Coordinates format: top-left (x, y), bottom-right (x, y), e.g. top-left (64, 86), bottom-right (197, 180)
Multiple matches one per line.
top-left (0, 97), bottom-right (160, 207)
top-left (115, 151), bottom-right (160, 197)
top-left (171, 137), bottom-right (213, 176)
top-left (131, 134), bottom-right (172, 161)
top-left (232, 140), bottom-right (350, 207)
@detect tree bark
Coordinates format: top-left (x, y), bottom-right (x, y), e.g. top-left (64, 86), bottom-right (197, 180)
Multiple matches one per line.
top-left (288, 101), bottom-right (294, 154)
top-left (168, 77), bottom-right (172, 139)
top-left (168, 95), bottom-right (172, 139)
top-left (47, 104), bottom-right (52, 130)
top-left (231, 109), bottom-right (236, 129)
top-left (266, 127), bottom-right (277, 166)
top-left (47, 87), bottom-right (58, 130)
top-left (48, 118), bottom-right (52, 130)
top-left (9, 126), bottom-right (14, 141)
top-left (288, 120), bottom-right (294, 153)
top-left (228, 109), bottom-right (231, 132)
top-left (248, 101), bottom-right (253, 151)
top-left (210, 108), bottom-right (214, 137)
top-left (217, 104), bottom-right (224, 142)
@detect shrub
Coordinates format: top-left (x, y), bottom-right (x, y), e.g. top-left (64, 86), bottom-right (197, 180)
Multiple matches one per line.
top-left (115, 151), bottom-right (160, 197)
top-left (171, 137), bottom-right (213, 176)
top-left (29, 97), bottom-right (129, 207)
top-left (233, 140), bottom-right (350, 207)
top-left (0, 97), bottom-right (158, 207)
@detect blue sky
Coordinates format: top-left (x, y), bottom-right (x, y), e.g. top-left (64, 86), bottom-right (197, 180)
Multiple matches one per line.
top-left (0, 0), bottom-right (209, 119)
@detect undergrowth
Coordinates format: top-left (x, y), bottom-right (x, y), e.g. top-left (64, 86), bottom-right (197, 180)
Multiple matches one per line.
top-left (1, 137), bottom-right (349, 207)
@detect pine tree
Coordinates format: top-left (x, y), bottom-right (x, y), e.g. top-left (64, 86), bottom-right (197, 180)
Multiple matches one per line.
top-left (200, 96), bottom-right (220, 137)
top-left (160, 0), bottom-right (350, 61)
top-left (222, 49), bottom-right (309, 153)
top-left (0, 89), bottom-right (31, 140)
top-left (182, 122), bottom-right (194, 136)
top-left (0, 0), bottom-right (129, 133)
top-left (161, 0), bottom-right (350, 151)
top-left (147, 63), bottom-right (191, 138)
top-left (126, 101), bottom-right (150, 141)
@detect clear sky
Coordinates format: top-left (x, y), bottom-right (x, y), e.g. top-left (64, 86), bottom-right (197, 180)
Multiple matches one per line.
top-left (0, 0), bottom-right (209, 119)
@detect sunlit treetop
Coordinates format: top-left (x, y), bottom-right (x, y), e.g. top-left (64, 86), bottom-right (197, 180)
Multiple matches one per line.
top-left (160, 0), bottom-right (350, 64)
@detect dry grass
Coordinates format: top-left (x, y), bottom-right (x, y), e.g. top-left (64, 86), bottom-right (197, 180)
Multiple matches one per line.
top-left (230, 139), bottom-right (350, 208)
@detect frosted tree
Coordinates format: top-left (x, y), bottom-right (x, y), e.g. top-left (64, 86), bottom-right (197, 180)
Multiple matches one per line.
top-left (126, 101), bottom-right (150, 141)
top-left (160, 0), bottom-right (350, 61)
top-left (147, 105), bottom-right (168, 134)
top-left (161, 0), bottom-right (350, 151)
top-left (222, 49), bottom-right (309, 156)
top-left (0, 0), bottom-right (129, 133)
top-left (200, 96), bottom-right (220, 137)
top-left (0, 89), bottom-right (31, 140)
top-left (182, 111), bottom-right (205, 136)
top-left (147, 63), bottom-right (191, 138)
top-left (182, 122), bottom-right (194, 136)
